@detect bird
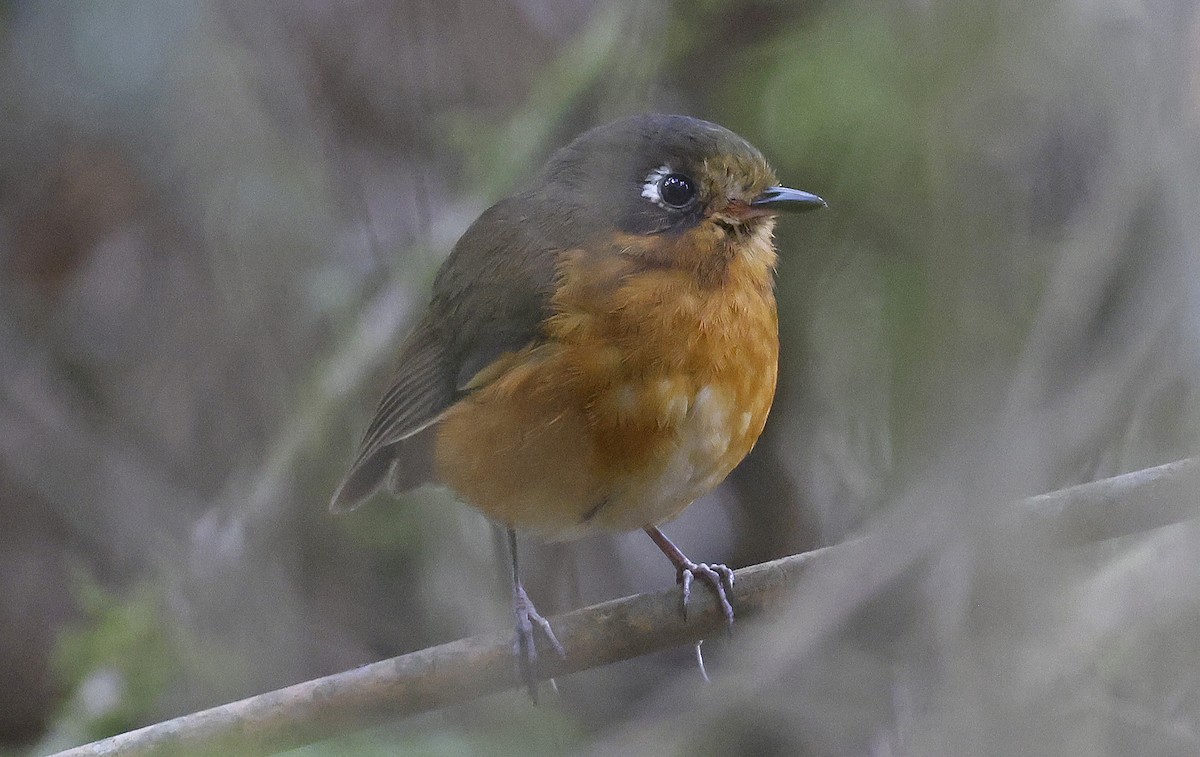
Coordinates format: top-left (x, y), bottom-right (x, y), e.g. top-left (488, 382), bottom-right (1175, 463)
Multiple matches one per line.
top-left (331, 113), bottom-right (825, 698)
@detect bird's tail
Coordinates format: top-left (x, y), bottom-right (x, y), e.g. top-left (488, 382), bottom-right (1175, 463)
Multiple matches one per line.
top-left (329, 431), bottom-right (436, 512)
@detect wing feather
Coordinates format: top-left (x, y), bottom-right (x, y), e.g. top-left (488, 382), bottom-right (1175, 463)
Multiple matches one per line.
top-left (330, 195), bottom-right (565, 512)
top-left (330, 319), bottom-right (455, 511)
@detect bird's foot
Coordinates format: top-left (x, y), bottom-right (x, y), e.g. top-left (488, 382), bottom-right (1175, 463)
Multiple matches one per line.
top-left (644, 527), bottom-right (737, 626)
top-left (512, 584), bottom-right (565, 703)
top-left (676, 558), bottom-right (735, 625)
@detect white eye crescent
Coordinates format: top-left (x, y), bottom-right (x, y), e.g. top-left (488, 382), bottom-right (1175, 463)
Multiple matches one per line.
top-left (641, 165), bottom-right (672, 207)
top-left (641, 165), bottom-right (698, 210)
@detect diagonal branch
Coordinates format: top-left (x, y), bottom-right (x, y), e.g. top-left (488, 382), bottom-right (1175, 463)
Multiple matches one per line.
top-left (51, 458), bottom-right (1200, 757)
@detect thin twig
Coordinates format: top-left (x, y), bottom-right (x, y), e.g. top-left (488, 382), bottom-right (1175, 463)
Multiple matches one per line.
top-left (51, 458), bottom-right (1200, 757)
top-left (52, 548), bottom-right (821, 757)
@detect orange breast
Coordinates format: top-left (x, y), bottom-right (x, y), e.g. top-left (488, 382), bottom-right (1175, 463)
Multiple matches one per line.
top-left (434, 225), bottom-right (780, 539)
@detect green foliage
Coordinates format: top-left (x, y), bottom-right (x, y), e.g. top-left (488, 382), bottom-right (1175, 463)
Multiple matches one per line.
top-left (51, 572), bottom-right (180, 741)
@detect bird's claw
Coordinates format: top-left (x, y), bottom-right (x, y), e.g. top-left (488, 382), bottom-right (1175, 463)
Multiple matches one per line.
top-left (676, 560), bottom-right (735, 625)
top-left (512, 584), bottom-right (565, 703)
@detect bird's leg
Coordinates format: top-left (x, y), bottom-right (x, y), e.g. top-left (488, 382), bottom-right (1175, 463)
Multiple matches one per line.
top-left (644, 526), bottom-right (735, 625)
top-left (508, 528), bottom-right (565, 702)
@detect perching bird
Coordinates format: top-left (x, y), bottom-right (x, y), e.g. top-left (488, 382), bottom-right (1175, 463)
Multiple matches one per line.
top-left (331, 113), bottom-right (825, 697)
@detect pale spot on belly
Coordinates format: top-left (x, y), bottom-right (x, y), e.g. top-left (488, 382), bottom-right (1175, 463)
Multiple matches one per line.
top-left (615, 383), bottom-right (638, 413)
top-left (691, 385), bottom-right (731, 456)
top-left (655, 377), bottom-right (689, 427)
top-left (600, 383), bottom-right (640, 422)
top-left (626, 383), bottom-right (734, 526)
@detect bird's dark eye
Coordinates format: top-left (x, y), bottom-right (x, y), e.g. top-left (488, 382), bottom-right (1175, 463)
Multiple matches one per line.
top-left (658, 173), bottom-right (696, 208)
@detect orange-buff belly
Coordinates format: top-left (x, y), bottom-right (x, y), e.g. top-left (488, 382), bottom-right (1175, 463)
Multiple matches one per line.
top-left (434, 238), bottom-right (779, 540)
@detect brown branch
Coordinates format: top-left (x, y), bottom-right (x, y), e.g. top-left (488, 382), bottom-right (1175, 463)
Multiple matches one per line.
top-left (50, 458), bottom-right (1200, 757)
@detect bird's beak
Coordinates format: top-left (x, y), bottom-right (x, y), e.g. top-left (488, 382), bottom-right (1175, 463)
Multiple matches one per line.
top-left (750, 186), bottom-right (827, 213)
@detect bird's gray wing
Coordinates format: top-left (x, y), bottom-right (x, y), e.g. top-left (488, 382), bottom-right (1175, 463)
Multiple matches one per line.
top-left (329, 197), bottom-right (561, 511)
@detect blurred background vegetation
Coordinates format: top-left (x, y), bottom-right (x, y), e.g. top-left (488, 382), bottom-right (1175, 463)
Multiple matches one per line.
top-left (2, 0), bottom-right (1199, 754)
